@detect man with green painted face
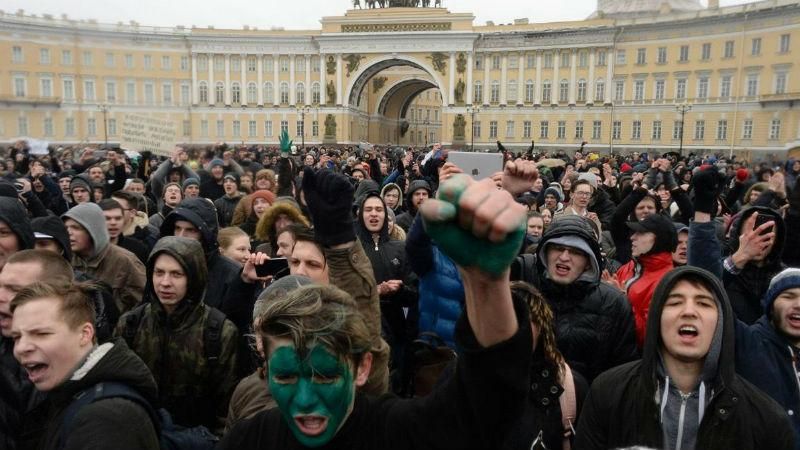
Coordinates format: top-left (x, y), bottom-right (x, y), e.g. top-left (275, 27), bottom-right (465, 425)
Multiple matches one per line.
top-left (218, 171), bottom-right (537, 450)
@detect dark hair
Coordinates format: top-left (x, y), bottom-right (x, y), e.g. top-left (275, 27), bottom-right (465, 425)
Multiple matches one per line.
top-left (98, 199), bottom-right (123, 213)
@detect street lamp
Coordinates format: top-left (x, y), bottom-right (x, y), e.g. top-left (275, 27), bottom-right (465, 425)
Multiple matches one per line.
top-left (424, 119), bottom-right (430, 148)
top-left (296, 106), bottom-right (310, 149)
top-left (467, 105), bottom-right (480, 151)
top-left (676, 103), bottom-right (692, 156)
top-left (98, 104), bottom-right (109, 146)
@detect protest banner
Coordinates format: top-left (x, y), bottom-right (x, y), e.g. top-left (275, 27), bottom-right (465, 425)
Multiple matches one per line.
top-left (120, 114), bottom-right (176, 157)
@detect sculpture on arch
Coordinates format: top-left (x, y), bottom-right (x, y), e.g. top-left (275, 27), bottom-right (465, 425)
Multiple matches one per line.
top-left (326, 81), bottom-right (336, 105)
top-left (326, 55), bottom-right (336, 75)
top-left (453, 114), bottom-right (466, 140)
top-left (428, 52), bottom-right (447, 75)
top-left (344, 54), bottom-right (366, 77)
top-left (325, 114), bottom-right (337, 138)
top-left (454, 78), bottom-right (465, 104)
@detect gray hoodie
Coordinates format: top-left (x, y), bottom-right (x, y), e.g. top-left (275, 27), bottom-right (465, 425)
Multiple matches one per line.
top-left (62, 203), bottom-right (110, 259)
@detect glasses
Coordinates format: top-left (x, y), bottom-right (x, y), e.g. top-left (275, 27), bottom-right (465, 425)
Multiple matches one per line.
top-left (573, 191), bottom-right (592, 197)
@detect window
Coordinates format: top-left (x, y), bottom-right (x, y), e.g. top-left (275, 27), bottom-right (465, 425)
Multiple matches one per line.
top-left (577, 79), bottom-right (587, 102)
top-left (40, 78), bottom-right (53, 97)
top-left (775, 73), bottom-right (787, 95)
top-left (14, 77), bottom-right (26, 97)
top-left (161, 56), bottom-right (171, 70)
top-left (526, 54), bottom-right (536, 69)
top-left (199, 82), bottom-right (209, 103)
top-left (489, 120), bottom-right (498, 138)
top-left (296, 82), bottom-right (305, 105)
top-left (64, 79), bottom-right (75, 101)
top-left (473, 121), bottom-right (481, 138)
top-left (231, 82), bottom-right (241, 104)
top-left (632, 120), bottom-right (641, 140)
top-left (559, 79), bottom-right (569, 103)
top-left (657, 47), bottom-right (667, 64)
top-left (182, 120), bottom-right (190, 137)
top-left (717, 120), bottom-right (728, 140)
top-left (506, 120), bottom-right (515, 138)
top-left (312, 57), bottom-right (320, 73)
top-left (596, 50), bottom-right (606, 66)
top-left (43, 118), bottom-right (54, 137)
top-left (247, 83), bottom-right (257, 104)
top-left (200, 120), bottom-right (209, 138)
top-left (652, 120), bottom-right (662, 140)
top-left (181, 83), bottom-right (190, 105)
top-left (634, 80), bottom-right (645, 101)
top-left (508, 56), bottom-right (518, 69)
top-left (655, 79), bottom-right (665, 100)
top-left (507, 81), bottom-right (518, 103)
top-left (105, 81), bottom-right (116, 103)
top-left (720, 75), bottom-right (732, 98)
top-left (679, 45), bottom-right (690, 62)
top-left (312, 120), bottom-right (319, 137)
top-left (264, 82), bottom-right (274, 104)
top-left (125, 54), bottom-right (134, 69)
top-left (694, 120), bottom-right (705, 140)
top-left (560, 52), bottom-right (570, 68)
top-left (474, 81), bottom-right (483, 104)
top-left (592, 121), bottom-right (602, 140)
top-left (12, 46), bottom-right (23, 63)
top-left (265, 120), bottom-right (273, 137)
top-left (540, 121), bottom-right (549, 139)
top-left (162, 83), bottom-right (172, 105)
top-left (87, 118), bottom-right (96, 136)
top-left (751, 38), bottom-right (762, 56)
top-left (62, 50), bottom-right (72, 65)
top-left (231, 56), bottom-right (241, 72)
top-left (543, 53), bottom-right (553, 68)
top-left (214, 56), bottom-right (224, 72)
top-left (65, 118), bottom-right (75, 136)
top-left (125, 81), bottom-right (135, 104)
top-left (105, 52), bottom-right (114, 68)
top-left (83, 51), bottom-right (93, 66)
top-left (215, 82), bottom-right (225, 103)
top-left (197, 55), bottom-right (207, 71)
top-left (144, 83), bottom-right (155, 105)
top-left (697, 77), bottom-right (709, 99)
top-left (542, 80), bottom-right (552, 104)
top-left (180, 56), bottom-right (189, 71)
top-left (108, 119), bottom-right (117, 136)
top-left (676, 79), bottom-right (687, 100)
top-left (770, 119), bottom-right (781, 140)
top-left (217, 120), bottom-right (225, 137)
top-left (743, 119), bottom-right (753, 139)
top-left (280, 82), bottom-right (289, 104)
top-left (525, 80), bottom-right (535, 103)
top-left (491, 55), bottom-right (501, 70)
top-left (575, 120), bottom-right (584, 139)
top-left (264, 56), bottom-right (273, 72)
top-left (40, 48), bottom-right (50, 64)
top-left (17, 117), bottom-right (28, 136)
top-left (636, 48), bottom-right (646, 65)
top-left (233, 120), bottom-right (241, 137)
top-left (746, 74), bottom-right (759, 96)
top-left (489, 81), bottom-right (500, 103)
top-left (614, 80), bottom-right (625, 101)
top-left (557, 121), bottom-right (566, 139)
top-left (523, 121), bottom-right (532, 138)
top-left (84, 80), bottom-right (96, 101)
top-left (724, 41), bottom-right (735, 58)
top-left (595, 79), bottom-right (605, 102)
top-left (579, 51), bottom-right (588, 68)
top-left (780, 34), bottom-right (791, 53)
top-left (143, 55), bottom-right (152, 70)
top-left (616, 50), bottom-right (626, 65)
top-left (312, 82), bottom-right (321, 104)
top-left (475, 55), bottom-right (482, 69)
top-left (701, 43), bottom-right (712, 61)
top-left (295, 56), bottom-right (305, 73)
top-left (612, 121), bottom-right (621, 140)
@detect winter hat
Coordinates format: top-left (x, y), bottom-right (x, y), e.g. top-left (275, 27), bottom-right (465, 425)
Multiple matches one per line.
top-left (223, 172), bottom-right (240, 185)
top-left (69, 175), bottom-right (92, 194)
top-left (626, 213), bottom-right (678, 254)
top-left (62, 203), bottom-right (110, 258)
top-left (736, 168), bottom-right (750, 183)
top-left (0, 181), bottom-right (18, 199)
top-left (31, 215), bottom-right (73, 261)
top-left (762, 268), bottom-right (800, 316)
top-left (544, 184), bottom-right (564, 203)
top-left (578, 172), bottom-right (599, 190)
top-left (209, 158), bottom-right (225, 168)
top-left (182, 177), bottom-right (200, 190)
top-left (620, 162), bottom-right (633, 173)
top-left (251, 190), bottom-right (276, 207)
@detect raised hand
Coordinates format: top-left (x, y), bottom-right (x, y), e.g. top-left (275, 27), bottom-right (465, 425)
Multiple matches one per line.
top-left (501, 159), bottom-right (539, 195)
top-left (279, 130), bottom-right (293, 157)
top-left (302, 167), bottom-right (356, 247)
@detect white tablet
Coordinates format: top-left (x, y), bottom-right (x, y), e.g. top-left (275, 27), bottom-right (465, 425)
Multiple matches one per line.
top-left (447, 151), bottom-right (503, 181)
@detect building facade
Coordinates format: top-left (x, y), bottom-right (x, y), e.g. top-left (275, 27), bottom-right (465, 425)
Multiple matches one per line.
top-left (0, 0), bottom-right (798, 158)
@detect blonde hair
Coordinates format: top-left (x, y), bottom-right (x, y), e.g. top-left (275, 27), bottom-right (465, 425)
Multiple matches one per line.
top-left (11, 282), bottom-right (98, 342)
top-left (218, 227), bottom-right (249, 251)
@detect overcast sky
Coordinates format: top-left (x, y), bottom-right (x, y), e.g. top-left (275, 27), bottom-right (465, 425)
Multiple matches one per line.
top-left (2, 0), bottom-right (751, 31)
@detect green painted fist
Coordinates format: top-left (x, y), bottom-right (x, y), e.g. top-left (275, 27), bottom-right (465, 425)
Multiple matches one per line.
top-left (279, 130), bottom-right (293, 155)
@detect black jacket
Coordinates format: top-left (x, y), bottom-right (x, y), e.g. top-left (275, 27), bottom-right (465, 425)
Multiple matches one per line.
top-left (575, 266), bottom-right (794, 450)
top-left (214, 194), bottom-right (243, 228)
top-left (395, 180), bottom-right (432, 232)
top-left (588, 187), bottom-right (616, 231)
top-left (511, 215), bottom-right (638, 382)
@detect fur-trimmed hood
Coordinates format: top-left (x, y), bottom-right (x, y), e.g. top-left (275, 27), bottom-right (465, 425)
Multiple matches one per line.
top-left (255, 199), bottom-right (310, 242)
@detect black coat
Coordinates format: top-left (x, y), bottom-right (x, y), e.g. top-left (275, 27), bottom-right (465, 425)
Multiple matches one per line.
top-left (575, 267), bottom-right (794, 450)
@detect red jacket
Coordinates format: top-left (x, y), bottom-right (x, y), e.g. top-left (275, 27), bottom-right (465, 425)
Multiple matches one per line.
top-left (615, 252), bottom-right (674, 348)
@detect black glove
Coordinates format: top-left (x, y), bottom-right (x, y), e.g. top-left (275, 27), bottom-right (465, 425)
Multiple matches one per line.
top-left (663, 170), bottom-right (679, 192)
top-left (691, 167), bottom-right (724, 215)
top-left (644, 167), bottom-right (659, 190)
top-left (302, 167), bottom-right (356, 247)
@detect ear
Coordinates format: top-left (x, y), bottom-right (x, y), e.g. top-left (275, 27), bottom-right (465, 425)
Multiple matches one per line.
top-left (354, 351), bottom-right (373, 387)
top-left (79, 322), bottom-right (95, 346)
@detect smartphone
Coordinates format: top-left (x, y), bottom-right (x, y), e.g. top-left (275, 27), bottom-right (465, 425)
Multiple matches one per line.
top-left (255, 257), bottom-right (289, 278)
top-left (754, 214), bottom-right (774, 236)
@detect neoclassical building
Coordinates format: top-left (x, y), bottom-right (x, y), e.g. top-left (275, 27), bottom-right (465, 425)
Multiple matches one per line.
top-left (1, 0), bottom-right (799, 158)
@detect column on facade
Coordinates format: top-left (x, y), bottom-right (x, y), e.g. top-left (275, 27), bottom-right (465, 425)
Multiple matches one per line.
top-left (483, 52), bottom-right (490, 106)
top-left (466, 52), bottom-right (474, 105)
top-left (257, 55), bottom-right (264, 106)
top-left (448, 52), bottom-right (456, 106)
top-left (552, 49), bottom-right (560, 105)
top-left (605, 47), bottom-right (613, 104)
top-left (240, 54), bottom-right (247, 106)
top-left (191, 53), bottom-right (198, 105)
top-left (500, 53), bottom-right (508, 105)
top-left (290, 55), bottom-right (296, 106)
top-left (587, 49), bottom-right (595, 105)
top-left (517, 53), bottom-right (524, 106)
top-left (305, 55), bottom-right (312, 106)
top-left (569, 50), bottom-right (577, 106)
top-left (208, 53), bottom-right (215, 106)
top-left (535, 52), bottom-right (542, 105)
top-left (224, 54), bottom-right (231, 105)
top-left (319, 52), bottom-right (326, 98)
top-left (273, 53), bottom-right (280, 106)
top-left (336, 54), bottom-right (343, 105)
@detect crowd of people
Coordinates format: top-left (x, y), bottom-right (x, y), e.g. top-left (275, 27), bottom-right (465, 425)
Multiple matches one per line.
top-left (1, 133), bottom-right (800, 449)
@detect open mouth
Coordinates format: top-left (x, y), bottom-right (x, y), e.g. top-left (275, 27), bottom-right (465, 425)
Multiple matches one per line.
top-left (678, 325), bottom-right (698, 341)
top-left (23, 362), bottom-right (48, 383)
top-left (554, 263), bottom-right (571, 276)
top-left (294, 415), bottom-right (328, 436)
top-left (787, 313), bottom-right (800, 328)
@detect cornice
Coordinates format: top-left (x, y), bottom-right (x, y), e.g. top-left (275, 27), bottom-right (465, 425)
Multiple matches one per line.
top-left (316, 32), bottom-right (479, 54)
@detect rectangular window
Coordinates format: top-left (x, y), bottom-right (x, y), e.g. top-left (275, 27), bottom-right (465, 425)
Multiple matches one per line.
top-left (296, 57), bottom-right (305, 72)
top-left (233, 120), bottom-right (241, 137)
top-left (616, 50), bottom-right (626, 65)
top-left (473, 121), bottom-right (481, 138)
top-left (263, 57), bottom-right (273, 72)
top-left (743, 119), bottom-right (753, 139)
top-left (557, 121), bottom-right (566, 139)
top-left (162, 83), bottom-right (172, 105)
top-left (217, 120), bottom-right (225, 137)
top-left (540, 121), bottom-right (549, 139)
top-left (144, 55), bottom-right (152, 70)
top-left (144, 83), bottom-right (155, 105)
top-left (43, 117), bottom-right (54, 137)
top-left (559, 81), bottom-right (569, 103)
top-left (181, 56), bottom-right (190, 71)
top-left (632, 120), bottom-right (642, 140)
top-left (636, 48), bottom-right (646, 65)
top-left (63, 79), bottom-right (75, 100)
top-left (82, 51), bottom-right (93, 66)
top-left (105, 52), bottom-right (114, 68)
top-left (83, 80), bottom-right (96, 101)
top-left (526, 54), bottom-right (536, 69)
top-left (40, 79), bottom-right (52, 97)
top-left (676, 79), bottom-right (687, 100)
top-left (265, 120), bottom-right (273, 137)
top-left (543, 53), bottom-right (553, 68)
top-left (523, 120), bottom-right (532, 138)
top-left (701, 43), bottom-right (712, 61)
top-left (492, 55), bottom-right (501, 70)
top-left (65, 118), bottom-right (75, 136)
top-left (525, 81), bottom-right (534, 103)
top-left (655, 79), bottom-right (665, 100)
top-left (200, 120), bottom-right (209, 138)
top-left (182, 120), bottom-right (190, 137)
top-left (506, 120), bottom-right (515, 138)
top-left (231, 57), bottom-right (241, 72)
top-left (575, 120), bottom-right (584, 139)
top-left (541, 82), bottom-right (551, 104)
top-left (595, 82), bottom-right (605, 102)
top-left (491, 82), bottom-right (500, 103)
top-left (657, 47), bottom-right (667, 64)
top-left (560, 52), bottom-right (570, 68)
top-left (489, 120), bottom-right (498, 139)
top-left (720, 75), bottom-right (732, 98)
top-left (776, 73), bottom-right (787, 94)
top-left (475, 56), bottom-right (482, 69)
top-left (215, 56), bottom-right (224, 72)
top-left (694, 120), bottom-right (705, 140)
top-left (596, 50), bottom-right (606, 66)
top-left (612, 121), bottom-right (621, 140)
top-left (592, 121), bottom-right (602, 140)
top-left (17, 117), bottom-right (28, 136)
top-left (724, 41), bottom-right (735, 58)
top-left (126, 82), bottom-right (136, 104)
top-left (40, 48), bottom-right (50, 64)
top-left (679, 45), bottom-right (690, 62)
top-left (752, 37), bottom-right (762, 56)
top-left (508, 56), bottom-right (518, 69)
top-left (697, 77), bottom-right (709, 99)
top-left (747, 74), bottom-right (759, 96)
top-left (578, 51), bottom-right (588, 68)
top-left (280, 120), bottom-right (288, 135)
top-left (125, 54), bottom-right (134, 69)
top-left (161, 56), bottom-right (171, 70)
top-left (87, 118), bottom-right (97, 136)
top-left (614, 80), bottom-right (624, 101)
top-left (12, 46), bottom-right (23, 63)
top-left (634, 80), bottom-right (645, 100)
top-left (652, 120), bottom-right (662, 140)
top-left (181, 84), bottom-right (190, 105)
top-left (770, 119), bottom-right (781, 140)
top-left (717, 120), bottom-right (728, 140)
top-left (673, 120), bottom-right (683, 140)
top-left (14, 78), bottom-right (26, 97)
top-left (105, 81), bottom-right (116, 103)
top-left (473, 83), bottom-right (483, 104)
top-left (62, 50), bottom-right (72, 65)
top-left (780, 34), bottom-right (791, 53)
top-left (296, 120), bottom-right (303, 137)
top-left (103, 118), bottom-right (114, 136)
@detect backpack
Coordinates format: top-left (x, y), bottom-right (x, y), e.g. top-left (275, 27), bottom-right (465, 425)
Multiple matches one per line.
top-left (58, 381), bottom-right (218, 450)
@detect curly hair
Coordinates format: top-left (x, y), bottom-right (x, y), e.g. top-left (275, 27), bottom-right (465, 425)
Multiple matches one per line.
top-left (511, 281), bottom-right (565, 380)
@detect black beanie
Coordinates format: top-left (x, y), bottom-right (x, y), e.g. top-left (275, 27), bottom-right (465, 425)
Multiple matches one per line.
top-left (626, 213), bottom-right (678, 254)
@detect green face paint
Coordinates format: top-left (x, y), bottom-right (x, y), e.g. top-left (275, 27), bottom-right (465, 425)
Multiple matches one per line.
top-left (268, 344), bottom-right (356, 448)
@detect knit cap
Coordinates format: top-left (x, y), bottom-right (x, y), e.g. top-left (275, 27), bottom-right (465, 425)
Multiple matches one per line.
top-left (182, 177), bottom-right (200, 190)
top-left (578, 172), bottom-right (599, 189)
top-left (763, 268), bottom-right (800, 316)
top-left (209, 158), bottom-right (224, 168)
top-left (736, 168), bottom-right (750, 183)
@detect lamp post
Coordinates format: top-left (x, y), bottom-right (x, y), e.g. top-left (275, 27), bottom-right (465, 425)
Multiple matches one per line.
top-left (98, 104), bottom-right (109, 146)
top-left (676, 103), bottom-right (692, 157)
top-left (424, 118), bottom-right (430, 148)
top-left (296, 105), bottom-right (310, 149)
top-left (467, 105), bottom-right (480, 151)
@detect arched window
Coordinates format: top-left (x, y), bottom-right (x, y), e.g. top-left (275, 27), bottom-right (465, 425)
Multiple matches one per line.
top-left (577, 79), bottom-right (587, 102)
top-left (311, 82), bottom-right (321, 104)
top-left (542, 80), bottom-right (552, 103)
top-left (247, 82), bottom-right (257, 104)
top-left (280, 82), bottom-right (289, 104)
top-left (525, 80), bottom-right (535, 103)
top-left (473, 81), bottom-right (483, 104)
top-left (199, 81), bottom-right (208, 103)
top-left (264, 82), bottom-right (274, 104)
top-left (595, 79), bottom-right (605, 102)
top-left (559, 79), bottom-right (569, 103)
top-left (231, 82), bottom-right (241, 104)
top-left (215, 82), bottom-right (224, 104)
top-left (490, 80), bottom-right (500, 103)
top-left (507, 80), bottom-right (518, 103)
top-left (296, 82), bottom-right (305, 105)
